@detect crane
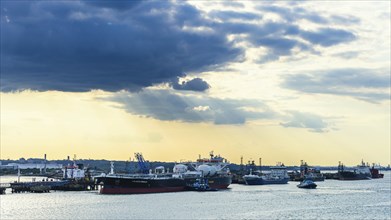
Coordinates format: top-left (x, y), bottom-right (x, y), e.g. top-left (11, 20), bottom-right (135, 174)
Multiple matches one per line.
top-left (134, 153), bottom-right (149, 174)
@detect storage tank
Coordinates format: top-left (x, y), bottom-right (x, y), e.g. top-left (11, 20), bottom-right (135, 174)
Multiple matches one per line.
top-left (197, 165), bottom-right (217, 176)
top-left (173, 164), bottom-right (188, 173)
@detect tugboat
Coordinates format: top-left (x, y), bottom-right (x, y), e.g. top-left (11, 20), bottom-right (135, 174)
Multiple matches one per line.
top-left (370, 164), bottom-right (384, 179)
top-left (290, 160), bottom-right (325, 181)
top-left (176, 152), bottom-right (232, 189)
top-left (336, 160), bottom-right (372, 180)
top-left (185, 177), bottom-right (218, 191)
top-left (297, 179), bottom-right (317, 189)
top-left (97, 153), bottom-right (186, 194)
top-left (243, 162), bottom-right (289, 185)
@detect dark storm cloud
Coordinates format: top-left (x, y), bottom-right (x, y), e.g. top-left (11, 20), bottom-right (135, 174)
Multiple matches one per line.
top-left (1, 1), bottom-right (359, 92)
top-left (1, 1), bottom-right (241, 92)
top-left (282, 69), bottom-right (390, 102)
top-left (281, 111), bottom-right (329, 133)
top-left (103, 90), bottom-right (276, 125)
top-left (172, 78), bottom-right (211, 92)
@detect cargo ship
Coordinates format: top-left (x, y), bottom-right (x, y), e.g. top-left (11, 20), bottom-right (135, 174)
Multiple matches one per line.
top-left (98, 173), bottom-right (186, 194)
top-left (96, 154), bottom-right (186, 194)
top-left (336, 160), bottom-right (372, 180)
top-left (243, 163), bottom-right (289, 185)
top-left (175, 152), bottom-right (232, 189)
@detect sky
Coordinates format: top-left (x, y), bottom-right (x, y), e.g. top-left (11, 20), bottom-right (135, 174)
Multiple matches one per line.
top-left (1, 0), bottom-right (390, 166)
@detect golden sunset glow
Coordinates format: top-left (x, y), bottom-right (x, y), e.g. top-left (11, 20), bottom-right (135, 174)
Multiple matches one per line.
top-left (1, 1), bottom-right (390, 166)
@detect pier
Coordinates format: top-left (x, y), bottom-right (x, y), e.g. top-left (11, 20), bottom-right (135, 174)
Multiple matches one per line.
top-left (0, 179), bottom-right (98, 194)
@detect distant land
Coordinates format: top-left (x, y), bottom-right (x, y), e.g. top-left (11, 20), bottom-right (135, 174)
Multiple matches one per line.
top-left (1, 157), bottom-right (390, 176)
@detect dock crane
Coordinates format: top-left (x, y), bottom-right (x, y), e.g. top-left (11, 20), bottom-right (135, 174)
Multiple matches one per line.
top-left (134, 153), bottom-right (149, 174)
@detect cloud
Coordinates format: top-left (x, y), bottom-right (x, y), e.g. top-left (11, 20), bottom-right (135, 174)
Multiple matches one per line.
top-left (281, 111), bottom-right (330, 133)
top-left (102, 90), bottom-right (276, 125)
top-left (258, 5), bottom-right (360, 25)
top-left (282, 68), bottom-right (390, 102)
top-left (1, 1), bottom-right (359, 92)
top-left (333, 51), bottom-right (359, 59)
top-left (209, 10), bottom-right (262, 21)
top-left (172, 78), bottom-right (211, 92)
top-left (102, 89), bottom-right (337, 132)
top-left (1, 1), bottom-right (241, 92)
top-left (83, 0), bottom-right (142, 11)
top-left (299, 28), bottom-right (356, 47)
top-left (258, 5), bottom-right (329, 24)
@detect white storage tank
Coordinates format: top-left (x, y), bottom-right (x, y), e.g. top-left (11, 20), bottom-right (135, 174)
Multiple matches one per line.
top-left (173, 164), bottom-right (188, 173)
top-left (197, 165), bottom-right (217, 176)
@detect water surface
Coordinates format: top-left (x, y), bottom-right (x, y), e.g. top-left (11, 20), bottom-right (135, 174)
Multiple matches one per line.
top-left (1, 172), bottom-right (390, 219)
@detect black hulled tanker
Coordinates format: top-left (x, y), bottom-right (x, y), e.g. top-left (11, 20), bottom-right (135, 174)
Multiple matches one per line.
top-left (97, 174), bottom-right (186, 194)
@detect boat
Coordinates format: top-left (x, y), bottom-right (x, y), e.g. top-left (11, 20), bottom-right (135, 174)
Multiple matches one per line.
top-left (370, 164), bottom-right (384, 179)
top-left (185, 177), bottom-right (218, 192)
top-left (175, 152), bottom-right (232, 189)
top-left (243, 163), bottom-right (289, 185)
top-left (97, 154), bottom-right (186, 194)
top-left (242, 170), bottom-right (262, 185)
top-left (98, 173), bottom-right (186, 194)
top-left (290, 160), bottom-right (325, 181)
top-left (336, 160), bottom-right (372, 180)
top-left (53, 159), bottom-right (96, 191)
top-left (297, 179), bottom-right (317, 189)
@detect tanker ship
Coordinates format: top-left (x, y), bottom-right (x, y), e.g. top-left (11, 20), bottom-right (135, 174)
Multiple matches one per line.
top-left (174, 152), bottom-right (232, 189)
top-left (336, 160), bottom-right (372, 180)
top-left (243, 163), bottom-right (289, 185)
top-left (96, 153), bottom-right (186, 194)
top-left (97, 173), bottom-right (185, 194)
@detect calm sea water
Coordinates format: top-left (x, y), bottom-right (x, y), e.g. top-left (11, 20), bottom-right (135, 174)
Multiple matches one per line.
top-left (1, 172), bottom-right (390, 220)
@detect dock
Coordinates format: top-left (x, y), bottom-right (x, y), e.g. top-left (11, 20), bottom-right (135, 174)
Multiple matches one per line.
top-left (0, 179), bottom-right (98, 194)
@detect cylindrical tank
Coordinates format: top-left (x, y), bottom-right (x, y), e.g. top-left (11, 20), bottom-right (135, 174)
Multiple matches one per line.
top-left (173, 164), bottom-right (188, 173)
top-left (197, 165), bottom-right (217, 176)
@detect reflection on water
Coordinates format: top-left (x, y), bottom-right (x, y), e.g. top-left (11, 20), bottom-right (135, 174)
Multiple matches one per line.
top-left (1, 172), bottom-right (390, 219)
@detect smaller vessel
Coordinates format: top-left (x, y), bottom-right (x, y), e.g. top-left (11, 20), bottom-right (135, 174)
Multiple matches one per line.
top-left (337, 160), bottom-right (372, 180)
top-left (370, 164), bottom-right (384, 179)
top-left (185, 178), bottom-right (218, 192)
top-left (290, 160), bottom-right (324, 181)
top-left (243, 163), bottom-right (289, 185)
top-left (297, 179), bottom-right (317, 189)
top-left (242, 169), bottom-right (262, 185)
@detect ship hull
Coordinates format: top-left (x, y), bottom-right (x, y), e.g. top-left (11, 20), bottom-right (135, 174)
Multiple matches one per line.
top-left (243, 176), bottom-right (262, 185)
top-left (337, 171), bottom-right (371, 180)
top-left (98, 176), bottom-right (186, 194)
top-left (100, 186), bottom-right (185, 194)
top-left (244, 176), bottom-right (289, 185)
top-left (371, 174), bottom-right (384, 179)
top-left (185, 176), bottom-right (232, 189)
